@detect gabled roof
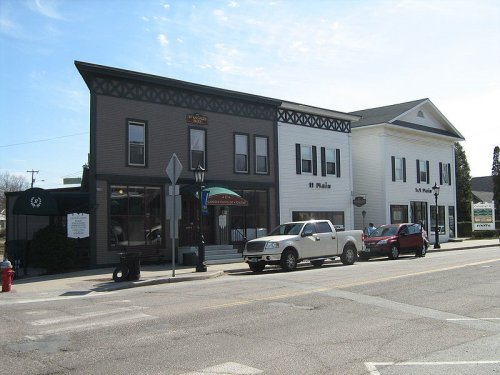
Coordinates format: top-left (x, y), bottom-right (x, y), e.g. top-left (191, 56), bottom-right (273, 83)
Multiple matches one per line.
top-left (349, 98), bottom-right (465, 140)
top-left (471, 176), bottom-right (494, 203)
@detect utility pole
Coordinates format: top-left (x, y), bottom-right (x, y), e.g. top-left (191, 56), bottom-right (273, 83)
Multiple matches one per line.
top-left (26, 169), bottom-right (39, 188)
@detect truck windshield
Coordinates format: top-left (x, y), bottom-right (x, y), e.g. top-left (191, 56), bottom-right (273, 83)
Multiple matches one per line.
top-left (269, 223), bottom-right (303, 235)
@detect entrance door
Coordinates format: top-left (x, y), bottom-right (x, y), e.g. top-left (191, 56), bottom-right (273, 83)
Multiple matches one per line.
top-left (448, 206), bottom-right (456, 238)
top-left (411, 201), bottom-right (428, 232)
top-left (215, 206), bottom-right (230, 245)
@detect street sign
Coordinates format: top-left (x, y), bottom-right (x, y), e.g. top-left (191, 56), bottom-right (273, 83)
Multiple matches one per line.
top-left (166, 153), bottom-right (182, 184)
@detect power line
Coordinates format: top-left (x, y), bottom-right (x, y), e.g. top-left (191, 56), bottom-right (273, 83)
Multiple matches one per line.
top-left (0, 132), bottom-right (89, 148)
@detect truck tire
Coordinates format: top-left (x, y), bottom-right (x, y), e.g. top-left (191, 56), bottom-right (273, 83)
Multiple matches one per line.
top-left (248, 261), bottom-right (266, 273)
top-left (341, 245), bottom-right (357, 265)
top-left (388, 245), bottom-right (400, 260)
top-left (281, 249), bottom-right (298, 271)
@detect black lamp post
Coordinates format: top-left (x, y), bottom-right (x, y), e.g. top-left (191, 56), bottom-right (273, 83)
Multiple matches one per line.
top-left (194, 164), bottom-right (207, 272)
top-left (432, 182), bottom-right (441, 249)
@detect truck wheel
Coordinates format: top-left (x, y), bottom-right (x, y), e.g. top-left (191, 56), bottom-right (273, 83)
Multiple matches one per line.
top-left (281, 250), bottom-right (298, 271)
top-left (310, 259), bottom-right (324, 267)
top-left (248, 262), bottom-right (266, 273)
top-left (341, 246), bottom-right (357, 265)
top-left (388, 245), bottom-right (399, 260)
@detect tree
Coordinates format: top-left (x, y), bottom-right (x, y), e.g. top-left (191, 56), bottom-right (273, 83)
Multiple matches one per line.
top-left (492, 146), bottom-right (500, 218)
top-left (454, 142), bottom-right (472, 221)
top-left (0, 172), bottom-right (29, 212)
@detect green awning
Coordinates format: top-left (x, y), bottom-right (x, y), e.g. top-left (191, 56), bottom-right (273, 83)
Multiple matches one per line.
top-left (13, 188), bottom-right (59, 216)
top-left (203, 187), bottom-right (248, 206)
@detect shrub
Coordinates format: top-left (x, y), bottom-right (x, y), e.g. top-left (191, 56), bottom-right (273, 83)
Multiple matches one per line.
top-left (472, 230), bottom-right (500, 239)
top-left (30, 225), bottom-right (77, 274)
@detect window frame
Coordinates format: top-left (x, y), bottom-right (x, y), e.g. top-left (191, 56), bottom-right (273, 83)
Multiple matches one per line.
top-left (127, 119), bottom-right (147, 167)
top-left (189, 127), bottom-right (207, 171)
top-left (301, 145), bottom-right (313, 174)
top-left (392, 156), bottom-right (406, 182)
top-left (234, 133), bottom-right (249, 174)
top-left (254, 135), bottom-right (269, 175)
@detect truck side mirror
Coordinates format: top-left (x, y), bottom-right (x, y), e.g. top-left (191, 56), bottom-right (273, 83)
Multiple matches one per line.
top-left (302, 229), bottom-right (313, 237)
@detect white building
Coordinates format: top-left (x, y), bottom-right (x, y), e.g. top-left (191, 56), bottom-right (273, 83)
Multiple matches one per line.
top-left (277, 102), bottom-right (361, 230)
top-left (350, 99), bottom-right (465, 243)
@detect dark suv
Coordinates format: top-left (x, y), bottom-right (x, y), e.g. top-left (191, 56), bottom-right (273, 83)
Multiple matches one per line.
top-left (360, 223), bottom-right (427, 260)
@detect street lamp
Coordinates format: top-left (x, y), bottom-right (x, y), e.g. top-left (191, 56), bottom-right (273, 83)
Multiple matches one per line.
top-left (194, 164), bottom-right (207, 272)
top-left (432, 182), bottom-right (441, 249)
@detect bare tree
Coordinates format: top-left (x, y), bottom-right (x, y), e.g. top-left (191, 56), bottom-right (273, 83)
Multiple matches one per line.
top-left (0, 172), bottom-right (29, 212)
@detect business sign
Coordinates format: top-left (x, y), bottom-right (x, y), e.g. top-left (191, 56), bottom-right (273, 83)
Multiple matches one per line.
top-left (186, 113), bottom-right (208, 125)
top-left (67, 213), bottom-right (89, 238)
top-left (471, 202), bottom-right (495, 231)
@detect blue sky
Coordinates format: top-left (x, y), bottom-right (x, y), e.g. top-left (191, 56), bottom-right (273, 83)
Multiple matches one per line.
top-left (1, 0), bottom-right (499, 188)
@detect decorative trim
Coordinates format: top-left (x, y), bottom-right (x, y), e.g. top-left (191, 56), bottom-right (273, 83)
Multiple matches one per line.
top-left (278, 108), bottom-right (351, 133)
top-left (91, 77), bottom-right (276, 121)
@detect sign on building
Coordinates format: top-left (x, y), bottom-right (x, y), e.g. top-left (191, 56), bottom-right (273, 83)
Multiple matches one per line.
top-left (471, 202), bottom-right (495, 231)
top-left (67, 213), bottom-right (90, 238)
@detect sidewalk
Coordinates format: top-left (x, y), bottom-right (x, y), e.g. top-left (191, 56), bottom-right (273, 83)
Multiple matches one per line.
top-left (1, 238), bottom-right (498, 300)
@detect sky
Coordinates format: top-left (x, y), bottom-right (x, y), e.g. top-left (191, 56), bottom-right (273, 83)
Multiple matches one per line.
top-left (1, 0), bottom-right (499, 189)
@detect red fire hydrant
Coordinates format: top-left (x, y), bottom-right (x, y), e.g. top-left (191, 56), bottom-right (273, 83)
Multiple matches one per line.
top-left (1, 260), bottom-right (15, 293)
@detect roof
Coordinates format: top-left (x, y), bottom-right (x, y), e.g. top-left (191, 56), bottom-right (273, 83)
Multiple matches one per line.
top-left (349, 98), bottom-right (465, 140)
top-left (75, 60), bottom-right (282, 107)
top-left (471, 176), bottom-right (494, 203)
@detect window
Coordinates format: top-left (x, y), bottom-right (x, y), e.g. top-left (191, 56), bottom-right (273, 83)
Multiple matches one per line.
top-left (326, 149), bottom-right (336, 175)
top-left (390, 205), bottom-right (408, 224)
top-left (292, 211), bottom-right (345, 230)
top-left (440, 162), bottom-right (451, 185)
top-left (391, 156), bottom-right (406, 182)
top-left (301, 145), bottom-right (312, 173)
top-left (417, 159), bottom-right (430, 184)
top-left (255, 136), bottom-right (269, 174)
top-left (110, 185), bottom-right (162, 248)
top-left (190, 129), bottom-right (206, 169)
top-left (316, 221), bottom-right (333, 233)
top-left (430, 205), bottom-right (446, 235)
top-left (128, 121), bottom-right (146, 166)
top-left (296, 144), bottom-right (317, 175)
top-left (234, 134), bottom-right (249, 173)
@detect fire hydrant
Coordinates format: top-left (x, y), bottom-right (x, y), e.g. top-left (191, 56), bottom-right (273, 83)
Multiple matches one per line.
top-left (1, 260), bottom-right (15, 293)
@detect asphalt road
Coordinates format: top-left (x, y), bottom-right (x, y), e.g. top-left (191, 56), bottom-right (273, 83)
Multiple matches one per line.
top-left (1, 247), bottom-right (499, 375)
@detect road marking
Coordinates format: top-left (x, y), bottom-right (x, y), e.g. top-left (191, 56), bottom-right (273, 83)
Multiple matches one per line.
top-left (446, 318), bottom-right (500, 321)
top-left (365, 361), bottom-right (500, 375)
top-left (204, 258), bottom-right (500, 310)
top-left (38, 313), bottom-right (155, 334)
top-left (31, 306), bottom-right (147, 326)
top-left (0, 291), bottom-right (118, 306)
top-left (180, 362), bottom-right (263, 375)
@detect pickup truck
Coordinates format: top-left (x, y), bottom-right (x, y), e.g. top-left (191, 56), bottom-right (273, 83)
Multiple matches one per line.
top-left (243, 220), bottom-right (365, 272)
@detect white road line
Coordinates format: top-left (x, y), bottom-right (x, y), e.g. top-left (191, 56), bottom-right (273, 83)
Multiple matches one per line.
top-left (446, 318), bottom-right (500, 321)
top-left (31, 306), bottom-right (147, 326)
top-left (365, 361), bottom-right (500, 374)
top-left (38, 313), bottom-right (156, 335)
top-left (0, 291), bottom-right (117, 305)
top-left (180, 362), bottom-right (263, 375)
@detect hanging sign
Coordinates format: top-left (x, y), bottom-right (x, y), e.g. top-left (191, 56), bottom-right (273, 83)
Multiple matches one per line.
top-left (201, 190), bottom-right (210, 216)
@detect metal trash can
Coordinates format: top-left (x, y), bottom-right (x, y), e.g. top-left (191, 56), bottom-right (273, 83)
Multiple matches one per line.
top-left (113, 252), bottom-right (141, 282)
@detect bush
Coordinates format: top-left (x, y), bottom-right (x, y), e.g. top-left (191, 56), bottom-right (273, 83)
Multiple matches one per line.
top-left (30, 225), bottom-right (77, 274)
top-left (472, 230), bottom-right (500, 239)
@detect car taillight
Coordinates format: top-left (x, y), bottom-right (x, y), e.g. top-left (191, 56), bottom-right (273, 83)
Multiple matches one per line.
top-left (362, 233), bottom-right (366, 242)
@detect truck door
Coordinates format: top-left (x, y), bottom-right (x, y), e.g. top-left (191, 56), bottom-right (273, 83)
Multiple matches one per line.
top-left (300, 222), bottom-right (320, 258)
top-left (315, 221), bottom-right (337, 256)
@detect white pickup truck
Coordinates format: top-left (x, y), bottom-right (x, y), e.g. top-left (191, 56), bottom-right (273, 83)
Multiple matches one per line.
top-left (243, 220), bottom-right (365, 272)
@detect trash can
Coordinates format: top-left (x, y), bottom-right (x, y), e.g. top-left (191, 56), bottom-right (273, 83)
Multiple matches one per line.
top-left (124, 252), bottom-right (141, 281)
top-left (113, 252), bottom-right (141, 282)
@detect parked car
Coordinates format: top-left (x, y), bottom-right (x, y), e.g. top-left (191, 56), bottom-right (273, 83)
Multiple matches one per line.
top-left (243, 220), bottom-right (364, 272)
top-left (360, 223), bottom-right (427, 260)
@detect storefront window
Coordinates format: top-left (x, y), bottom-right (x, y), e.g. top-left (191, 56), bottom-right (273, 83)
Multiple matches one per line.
top-left (390, 205), bottom-right (408, 224)
top-left (109, 185), bottom-right (162, 248)
top-left (232, 190), bottom-right (268, 240)
top-left (430, 205), bottom-right (446, 234)
top-left (292, 211), bottom-right (345, 230)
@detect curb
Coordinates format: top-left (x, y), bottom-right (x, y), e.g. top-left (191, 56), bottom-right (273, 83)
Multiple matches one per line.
top-left (427, 243), bottom-right (499, 253)
top-left (92, 270), bottom-right (224, 292)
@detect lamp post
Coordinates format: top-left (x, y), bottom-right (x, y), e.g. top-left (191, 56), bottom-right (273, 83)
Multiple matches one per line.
top-left (432, 182), bottom-right (441, 249)
top-left (194, 164), bottom-right (207, 272)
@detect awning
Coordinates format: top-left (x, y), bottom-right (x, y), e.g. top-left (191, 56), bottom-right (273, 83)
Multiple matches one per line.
top-left (13, 188), bottom-right (59, 216)
top-left (203, 187), bottom-right (248, 206)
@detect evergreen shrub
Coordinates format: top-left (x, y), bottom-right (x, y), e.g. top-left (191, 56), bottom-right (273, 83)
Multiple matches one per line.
top-left (30, 225), bottom-right (77, 274)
